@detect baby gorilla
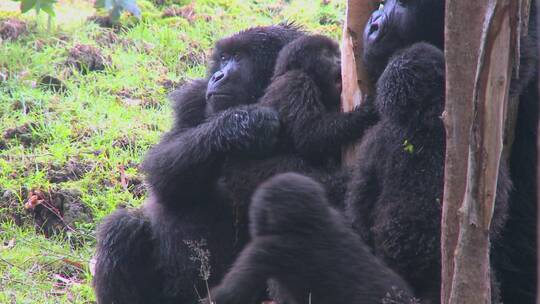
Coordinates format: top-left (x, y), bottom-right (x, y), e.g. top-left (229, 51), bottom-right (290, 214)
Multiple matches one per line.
top-left (207, 173), bottom-right (416, 304)
top-left (261, 34), bottom-right (377, 163)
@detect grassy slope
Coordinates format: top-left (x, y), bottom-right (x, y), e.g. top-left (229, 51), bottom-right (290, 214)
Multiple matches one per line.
top-left (0, 0), bottom-right (345, 302)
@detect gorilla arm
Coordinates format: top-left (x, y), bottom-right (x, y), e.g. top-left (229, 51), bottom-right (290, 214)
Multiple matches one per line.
top-left (265, 71), bottom-right (378, 163)
top-left (142, 80), bottom-right (280, 206)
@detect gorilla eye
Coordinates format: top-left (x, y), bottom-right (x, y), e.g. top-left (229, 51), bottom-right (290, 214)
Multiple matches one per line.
top-left (233, 53), bottom-right (241, 61)
top-left (220, 54), bottom-right (229, 61)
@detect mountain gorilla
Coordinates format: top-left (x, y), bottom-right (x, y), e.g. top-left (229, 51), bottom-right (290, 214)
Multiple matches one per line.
top-left (360, 1), bottom-right (538, 303)
top-left (93, 25), bottom-right (304, 304)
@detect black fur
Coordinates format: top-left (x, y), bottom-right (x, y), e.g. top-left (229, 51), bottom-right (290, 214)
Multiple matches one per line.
top-left (347, 42), bottom-right (511, 303)
top-left (207, 173), bottom-right (416, 304)
top-left (93, 25), bottom-right (303, 304)
top-left (362, 1), bottom-right (538, 302)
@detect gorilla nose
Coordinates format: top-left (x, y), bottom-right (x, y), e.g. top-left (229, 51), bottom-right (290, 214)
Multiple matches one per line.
top-left (211, 70), bottom-right (225, 83)
top-left (368, 23), bottom-right (380, 36)
top-left (367, 13), bottom-right (385, 41)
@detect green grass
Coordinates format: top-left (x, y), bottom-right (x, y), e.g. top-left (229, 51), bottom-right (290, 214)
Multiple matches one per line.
top-left (0, 0), bottom-right (345, 302)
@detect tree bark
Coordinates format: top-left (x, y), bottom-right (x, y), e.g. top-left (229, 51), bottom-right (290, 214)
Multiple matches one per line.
top-left (341, 0), bottom-right (376, 163)
top-left (443, 1), bottom-right (522, 303)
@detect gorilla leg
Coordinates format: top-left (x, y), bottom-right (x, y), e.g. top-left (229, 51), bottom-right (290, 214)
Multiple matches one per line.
top-left (209, 173), bottom-right (414, 304)
top-left (93, 209), bottom-right (163, 304)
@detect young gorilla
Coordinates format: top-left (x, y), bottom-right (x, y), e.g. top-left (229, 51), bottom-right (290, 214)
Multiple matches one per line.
top-left (347, 43), bottom-right (511, 304)
top-left (362, 1), bottom-right (538, 303)
top-left (221, 34), bottom-right (378, 231)
top-left (93, 25), bottom-right (304, 304)
top-left (207, 173), bottom-right (417, 304)
top-left (262, 34), bottom-right (378, 164)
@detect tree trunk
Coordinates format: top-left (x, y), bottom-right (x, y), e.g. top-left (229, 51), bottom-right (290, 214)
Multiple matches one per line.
top-left (340, 0), bottom-right (376, 163)
top-left (442, 1), bottom-right (523, 303)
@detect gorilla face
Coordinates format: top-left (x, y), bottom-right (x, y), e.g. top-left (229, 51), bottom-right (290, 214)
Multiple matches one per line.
top-left (317, 47), bottom-right (343, 108)
top-left (205, 26), bottom-right (304, 115)
top-left (363, 0), bottom-right (445, 81)
top-left (272, 34), bottom-right (343, 109)
top-left (206, 49), bottom-right (257, 114)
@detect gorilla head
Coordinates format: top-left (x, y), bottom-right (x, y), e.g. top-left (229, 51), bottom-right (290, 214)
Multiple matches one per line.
top-left (205, 25), bottom-right (303, 114)
top-left (272, 34), bottom-right (343, 108)
top-left (363, 0), bottom-right (445, 80)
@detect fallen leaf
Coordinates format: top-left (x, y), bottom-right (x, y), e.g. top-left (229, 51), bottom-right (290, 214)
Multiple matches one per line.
top-left (118, 164), bottom-right (128, 190)
top-left (24, 190), bottom-right (45, 210)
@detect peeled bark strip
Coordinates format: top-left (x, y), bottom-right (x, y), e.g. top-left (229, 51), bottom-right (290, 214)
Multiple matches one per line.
top-left (443, 1), bottom-right (521, 304)
top-left (341, 0), bottom-right (376, 163)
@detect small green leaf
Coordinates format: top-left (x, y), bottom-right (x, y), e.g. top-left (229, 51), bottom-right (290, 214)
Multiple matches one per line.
top-left (403, 139), bottom-right (414, 154)
top-left (94, 0), bottom-right (106, 8)
top-left (41, 2), bottom-right (55, 16)
top-left (20, 0), bottom-right (37, 13)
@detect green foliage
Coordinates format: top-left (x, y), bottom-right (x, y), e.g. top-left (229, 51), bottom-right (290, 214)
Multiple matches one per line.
top-left (403, 140), bottom-right (415, 154)
top-left (95, 0), bottom-right (142, 22)
top-left (14, 0), bottom-right (57, 17)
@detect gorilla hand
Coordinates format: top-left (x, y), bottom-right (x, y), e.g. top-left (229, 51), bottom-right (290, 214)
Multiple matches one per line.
top-left (218, 105), bottom-right (280, 157)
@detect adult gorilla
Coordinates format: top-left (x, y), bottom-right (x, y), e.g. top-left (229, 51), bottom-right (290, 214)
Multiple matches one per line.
top-left (361, 1), bottom-right (538, 303)
top-left (93, 25), bottom-right (304, 304)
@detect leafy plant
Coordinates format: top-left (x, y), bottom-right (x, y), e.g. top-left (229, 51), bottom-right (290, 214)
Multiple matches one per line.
top-left (95, 0), bottom-right (142, 22)
top-left (15, 0), bottom-right (57, 17)
top-left (14, 0), bottom-right (57, 31)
